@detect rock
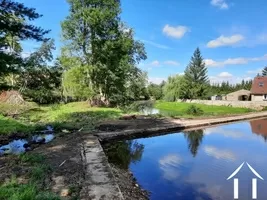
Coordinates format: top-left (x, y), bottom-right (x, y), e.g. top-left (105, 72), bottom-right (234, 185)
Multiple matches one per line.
top-left (135, 184), bottom-right (139, 187)
top-left (60, 189), bottom-right (70, 197)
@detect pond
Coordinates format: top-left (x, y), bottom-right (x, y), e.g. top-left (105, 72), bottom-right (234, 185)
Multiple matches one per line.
top-left (103, 118), bottom-right (267, 200)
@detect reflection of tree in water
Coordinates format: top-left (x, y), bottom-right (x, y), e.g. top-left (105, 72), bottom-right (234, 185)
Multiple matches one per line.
top-left (104, 140), bottom-right (144, 169)
top-left (184, 129), bottom-right (204, 157)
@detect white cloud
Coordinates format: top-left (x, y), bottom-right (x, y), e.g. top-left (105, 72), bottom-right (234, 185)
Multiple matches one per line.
top-left (163, 60), bottom-right (180, 66)
top-left (149, 77), bottom-right (166, 84)
top-left (209, 72), bottom-right (252, 84)
top-left (218, 72), bottom-right (233, 78)
top-left (141, 40), bottom-right (171, 49)
top-left (205, 54), bottom-right (267, 67)
top-left (149, 60), bottom-right (160, 67)
top-left (204, 146), bottom-right (236, 161)
top-left (207, 34), bottom-right (244, 48)
top-left (210, 0), bottom-right (229, 9)
top-left (163, 24), bottom-right (189, 39)
top-left (159, 154), bottom-right (182, 181)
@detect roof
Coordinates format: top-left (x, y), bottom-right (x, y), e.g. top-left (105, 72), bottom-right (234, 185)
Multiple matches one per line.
top-left (251, 76), bottom-right (267, 94)
top-left (250, 119), bottom-right (267, 136)
top-left (227, 89), bottom-right (251, 96)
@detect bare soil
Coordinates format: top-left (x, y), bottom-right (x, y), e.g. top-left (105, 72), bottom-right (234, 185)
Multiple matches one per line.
top-left (0, 131), bottom-right (86, 199)
top-left (110, 163), bottom-right (150, 200)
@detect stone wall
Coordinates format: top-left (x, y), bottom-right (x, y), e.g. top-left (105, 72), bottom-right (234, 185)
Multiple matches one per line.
top-left (178, 99), bottom-right (267, 110)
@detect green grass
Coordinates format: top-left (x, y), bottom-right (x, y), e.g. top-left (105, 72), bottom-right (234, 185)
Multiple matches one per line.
top-left (155, 101), bottom-right (254, 118)
top-left (0, 101), bottom-right (123, 135)
top-left (0, 153), bottom-right (60, 200)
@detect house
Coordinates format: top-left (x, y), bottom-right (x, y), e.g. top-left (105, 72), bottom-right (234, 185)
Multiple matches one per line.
top-left (251, 76), bottom-right (267, 101)
top-left (226, 89), bottom-right (251, 101)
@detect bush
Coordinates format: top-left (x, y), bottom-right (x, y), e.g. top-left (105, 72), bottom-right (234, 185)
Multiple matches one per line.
top-left (23, 89), bottom-right (61, 104)
top-left (186, 105), bottom-right (204, 116)
top-left (121, 100), bottom-right (154, 112)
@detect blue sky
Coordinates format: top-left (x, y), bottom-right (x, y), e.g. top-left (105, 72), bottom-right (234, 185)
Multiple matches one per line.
top-left (19, 0), bottom-right (267, 84)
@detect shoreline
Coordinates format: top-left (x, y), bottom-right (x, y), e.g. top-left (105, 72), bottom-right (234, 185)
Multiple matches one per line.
top-left (96, 111), bottom-right (267, 141)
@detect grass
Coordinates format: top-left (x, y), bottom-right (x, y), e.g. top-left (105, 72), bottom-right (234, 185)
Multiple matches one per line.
top-left (0, 101), bottom-right (124, 135)
top-left (0, 153), bottom-right (60, 200)
top-left (155, 101), bottom-right (255, 118)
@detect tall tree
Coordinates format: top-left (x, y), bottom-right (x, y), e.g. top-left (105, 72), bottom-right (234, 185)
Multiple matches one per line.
top-left (184, 48), bottom-right (209, 99)
top-left (61, 0), bottom-right (146, 105)
top-left (0, 0), bottom-right (49, 75)
top-left (262, 66), bottom-right (267, 76)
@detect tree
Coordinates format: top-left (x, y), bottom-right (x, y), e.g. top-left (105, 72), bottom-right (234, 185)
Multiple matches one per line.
top-left (262, 66), bottom-right (267, 76)
top-left (0, 0), bottom-right (49, 75)
top-left (184, 48), bottom-right (209, 99)
top-left (62, 65), bottom-right (94, 101)
top-left (147, 82), bottom-right (163, 100)
top-left (17, 40), bottom-right (62, 104)
top-left (163, 75), bottom-right (187, 101)
top-left (61, 0), bottom-right (147, 105)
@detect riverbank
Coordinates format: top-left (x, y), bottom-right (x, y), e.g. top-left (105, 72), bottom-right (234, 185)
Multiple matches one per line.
top-left (96, 111), bottom-right (267, 141)
top-left (1, 101), bottom-right (267, 199)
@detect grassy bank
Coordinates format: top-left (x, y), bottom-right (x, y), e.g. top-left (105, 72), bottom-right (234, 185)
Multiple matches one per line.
top-left (155, 101), bottom-right (254, 118)
top-left (0, 101), bottom-right (123, 135)
top-left (0, 153), bottom-right (60, 200)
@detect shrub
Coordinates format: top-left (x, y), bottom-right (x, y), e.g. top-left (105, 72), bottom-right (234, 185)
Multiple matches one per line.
top-left (121, 100), bottom-right (154, 112)
top-left (186, 105), bottom-right (204, 116)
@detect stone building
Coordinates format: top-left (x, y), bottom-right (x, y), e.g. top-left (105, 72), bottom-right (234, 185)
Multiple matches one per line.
top-left (250, 76), bottom-right (267, 101)
top-left (226, 89), bottom-right (251, 101)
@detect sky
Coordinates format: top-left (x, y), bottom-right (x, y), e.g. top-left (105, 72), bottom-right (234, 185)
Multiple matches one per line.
top-left (19, 0), bottom-right (267, 84)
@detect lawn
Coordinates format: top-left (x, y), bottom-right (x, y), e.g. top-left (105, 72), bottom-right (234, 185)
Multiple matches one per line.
top-left (0, 101), bottom-right (123, 135)
top-left (155, 101), bottom-right (255, 118)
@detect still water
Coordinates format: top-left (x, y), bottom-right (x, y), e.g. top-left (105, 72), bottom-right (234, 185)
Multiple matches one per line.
top-left (104, 118), bottom-right (267, 200)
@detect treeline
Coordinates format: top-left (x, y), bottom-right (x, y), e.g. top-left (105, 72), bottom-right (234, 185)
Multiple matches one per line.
top-left (0, 0), bottom-right (149, 105)
top-left (148, 48), bottom-right (255, 101)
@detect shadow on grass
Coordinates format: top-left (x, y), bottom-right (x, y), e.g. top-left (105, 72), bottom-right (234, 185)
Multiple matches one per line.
top-left (49, 110), bottom-right (122, 132)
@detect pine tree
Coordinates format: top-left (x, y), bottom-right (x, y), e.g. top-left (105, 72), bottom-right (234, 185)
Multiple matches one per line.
top-left (184, 48), bottom-right (209, 99)
top-left (262, 66), bottom-right (267, 76)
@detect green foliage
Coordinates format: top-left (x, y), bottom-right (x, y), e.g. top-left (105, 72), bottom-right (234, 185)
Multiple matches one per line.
top-left (147, 82), bottom-right (164, 100)
top-left (163, 75), bottom-right (187, 101)
top-left (19, 153), bottom-right (45, 164)
top-left (208, 80), bottom-right (253, 96)
top-left (0, 0), bottom-right (49, 76)
top-left (186, 105), bottom-right (204, 116)
top-left (62, 65), bottom-right (94, 100)
top-left (184, 48), bottom-right (209, 99)
top-left (0, 114), bottom-right (34, 134)
top-left (60, 0), bottom-right (147, 106)
top-left (155, 101), bottom-right (254, 118)
top-left (262, 66), bottom-right (267, 76)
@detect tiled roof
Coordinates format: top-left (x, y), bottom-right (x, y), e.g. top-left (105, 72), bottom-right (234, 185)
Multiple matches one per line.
top-left (250, 76), bottom-right (267, 94)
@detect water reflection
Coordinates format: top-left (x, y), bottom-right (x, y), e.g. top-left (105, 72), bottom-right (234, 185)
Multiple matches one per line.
top-left (184, 129), bottom-right (204, 157)
top-left (104, 140), bottom-right (144, 169)
top-left (103, 119), bottom-right (267, 200)
top-left (250, 119), bottom-right (267, 141)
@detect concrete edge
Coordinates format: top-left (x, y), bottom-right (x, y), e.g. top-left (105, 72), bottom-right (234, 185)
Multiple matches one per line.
top-left (80, 136), bottom-right (124, 200)
top-left (95, 112), bottom-right (267, 142)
